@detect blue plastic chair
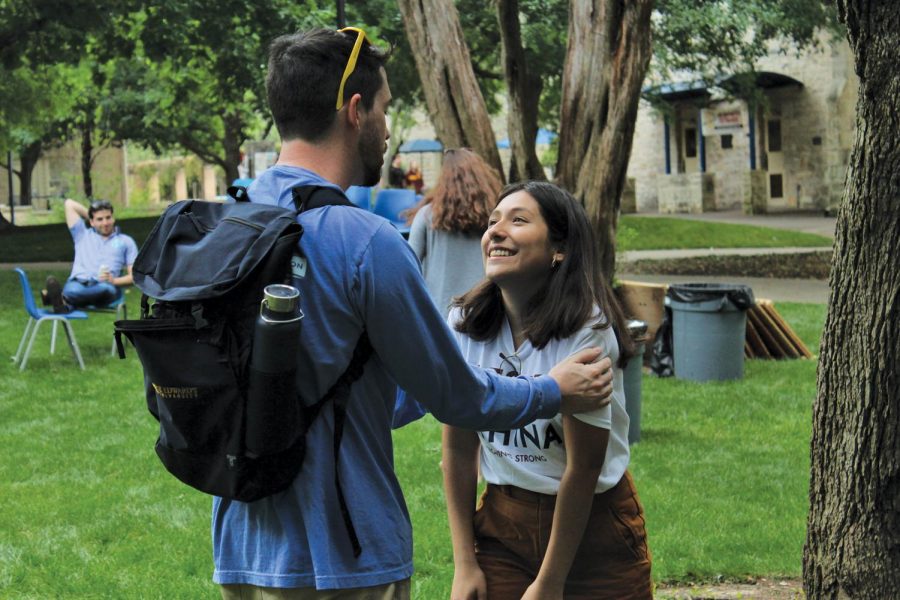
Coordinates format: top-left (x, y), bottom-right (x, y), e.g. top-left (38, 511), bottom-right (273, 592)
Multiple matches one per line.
top-left (373, 189), bottom-right (417, 235)
top-left (83, 292), bottom-right (128, 356)
top-left (12, 268), bottom-right (88, 371)
top-left (345, 186), bottom-right (373, 210)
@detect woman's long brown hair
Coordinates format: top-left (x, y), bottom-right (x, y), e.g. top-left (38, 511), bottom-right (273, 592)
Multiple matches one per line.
top-left (453, 181), bottom-right (634, 366)
top-left (404, 148), bottom-right (503, 234)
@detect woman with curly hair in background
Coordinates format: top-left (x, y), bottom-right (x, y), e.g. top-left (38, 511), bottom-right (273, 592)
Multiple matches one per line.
top-left (406, 148), bottom-right (503, 316)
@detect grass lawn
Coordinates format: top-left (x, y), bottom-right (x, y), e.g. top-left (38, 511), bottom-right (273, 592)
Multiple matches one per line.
top-left (0, 212), bottom-right (831, 264)
top-left (616, 215), bottom-right (830, 251)
top-left (0, 268), bottom-right (825, 598)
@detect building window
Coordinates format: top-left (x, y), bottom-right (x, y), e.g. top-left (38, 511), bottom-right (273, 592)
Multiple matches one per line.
top-left (721, 134), bottom-right (733, 149)
top-left (768, 120), bottom-right (782, 152)
top-left (685, 127), bottom-right (697, 158)
top-left (770, 173), bottom-right (783, 198)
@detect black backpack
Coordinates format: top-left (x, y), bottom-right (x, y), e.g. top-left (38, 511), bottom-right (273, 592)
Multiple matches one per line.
top-left (115, 185), bottom-right (371, 556)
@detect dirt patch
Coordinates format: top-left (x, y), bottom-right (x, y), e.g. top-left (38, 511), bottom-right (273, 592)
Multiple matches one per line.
top-left (618, 251), bottom-right (831, 280)
top-left (656, 577), bottom-right (804, 599)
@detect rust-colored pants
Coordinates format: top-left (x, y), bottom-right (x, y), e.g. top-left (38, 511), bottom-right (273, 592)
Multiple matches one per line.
top-left (474, 471), bottom-right (652, 599)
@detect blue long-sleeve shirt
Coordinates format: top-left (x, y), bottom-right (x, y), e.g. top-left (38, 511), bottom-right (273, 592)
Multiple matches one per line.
top-left (212, 165), bottom-right (561, 590)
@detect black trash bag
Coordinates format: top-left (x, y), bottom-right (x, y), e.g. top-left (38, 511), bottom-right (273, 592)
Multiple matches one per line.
top-left (667, 283), bottom-right (755, 310)
top-left (649, 306), bottom-right (674, 377)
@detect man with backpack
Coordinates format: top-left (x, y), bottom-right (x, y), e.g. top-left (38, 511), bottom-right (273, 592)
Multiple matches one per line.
top-left (213, 28), bottom-right (615, 599)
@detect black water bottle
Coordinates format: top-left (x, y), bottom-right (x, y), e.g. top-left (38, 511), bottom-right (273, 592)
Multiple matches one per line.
top-left (246, 284), bottom-right (304, 456)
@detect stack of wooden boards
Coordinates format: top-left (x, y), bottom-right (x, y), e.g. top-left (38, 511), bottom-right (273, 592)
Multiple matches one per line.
top-left (745, 298), bottom-right (813, 359)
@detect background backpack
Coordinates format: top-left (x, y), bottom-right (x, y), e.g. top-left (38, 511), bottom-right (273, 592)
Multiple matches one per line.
top-left (115, 185), bottom-right (371, 555)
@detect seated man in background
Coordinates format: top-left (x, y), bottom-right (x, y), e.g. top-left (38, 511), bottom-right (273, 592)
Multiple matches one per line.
top-left (42, 199), bottom-right (138, 313)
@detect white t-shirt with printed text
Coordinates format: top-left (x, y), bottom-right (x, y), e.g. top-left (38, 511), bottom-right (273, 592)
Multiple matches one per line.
top-left (448, 306), bottom-right (630, 494)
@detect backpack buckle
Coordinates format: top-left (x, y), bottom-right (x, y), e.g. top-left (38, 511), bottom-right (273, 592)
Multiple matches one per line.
top-left (191, 303), bottom-right (208, 329)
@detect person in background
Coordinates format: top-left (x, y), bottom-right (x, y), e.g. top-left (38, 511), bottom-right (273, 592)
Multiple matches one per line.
top-left (444, 181), bottom-right (652, 600)
top-left (404, 159), bottom-right (424, 194)
top-left (42, 198), bottom-right (137, 313)
top-left (406, 148), bottom-right (502, 316)
top-left (213, 27), bottom-right (616, 600)
top-left (388, 153), bottom-right (406, 188)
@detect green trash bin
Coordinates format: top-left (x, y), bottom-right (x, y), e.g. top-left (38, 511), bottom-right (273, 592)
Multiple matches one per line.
top-left (623, 319), bottom-right (647, 444)
top-left (668, 283), bottom-right (755, 382)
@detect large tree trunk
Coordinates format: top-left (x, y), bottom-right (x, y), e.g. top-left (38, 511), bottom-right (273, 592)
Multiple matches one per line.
top-left (17, 139), bottom-right (42, 207)
top-left (803, 1), bottom-right (900, 598)
top-left (222, 112), bottom-right (244, 185)
top-left (81, 117), bottom-right (94, 199)
top-left (556, 0), bottom-right (652, 280)
top-left (0, 155), bottom-right (15, 229)
top-left (496, 0), bottom-right (545, 183)
top-left (397, 0), bottom-right (503, 178)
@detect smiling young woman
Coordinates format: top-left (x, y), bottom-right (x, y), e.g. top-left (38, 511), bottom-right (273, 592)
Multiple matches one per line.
top-left (443, 181), bottom-right (652, 600)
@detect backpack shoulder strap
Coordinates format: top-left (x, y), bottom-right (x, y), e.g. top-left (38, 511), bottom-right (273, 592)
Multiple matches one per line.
top-left (226, 185), bottom-right (251, 202)
top-left (228, 183), bottom-right (351, 210)
top-left (306, 331), bottom-right (374, 558)
top-left (291, 185), bottom-right (355, 213)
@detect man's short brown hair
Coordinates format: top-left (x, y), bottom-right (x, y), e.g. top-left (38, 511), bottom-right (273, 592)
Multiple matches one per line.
top-left (266, 28), bottom-right (390, 142)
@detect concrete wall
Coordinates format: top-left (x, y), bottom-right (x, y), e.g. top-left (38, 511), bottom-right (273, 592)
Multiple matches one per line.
top-left (701, 100), bottom-right (751, 210)
top-left (657, 173), bottom-right (716, 214)
top-left (754, 34), bottom-right (857, 211)
top-left (627, 105), bottom-right (665, 212)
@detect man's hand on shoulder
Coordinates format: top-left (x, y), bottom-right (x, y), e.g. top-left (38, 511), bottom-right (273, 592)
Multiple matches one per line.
top-left (548, 348), bottom-right (614, 415)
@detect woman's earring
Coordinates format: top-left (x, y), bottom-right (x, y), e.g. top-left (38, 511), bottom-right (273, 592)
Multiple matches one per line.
top-left (551, 256), bottom-right (560, 268)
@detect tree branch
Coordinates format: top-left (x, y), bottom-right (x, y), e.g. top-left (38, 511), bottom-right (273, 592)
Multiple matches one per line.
top-left (178, 137), bottom-right (225, 170)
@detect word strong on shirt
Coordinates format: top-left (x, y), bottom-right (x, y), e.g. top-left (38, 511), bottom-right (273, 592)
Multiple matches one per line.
top-left (483, 421), bottom-right (563, 450)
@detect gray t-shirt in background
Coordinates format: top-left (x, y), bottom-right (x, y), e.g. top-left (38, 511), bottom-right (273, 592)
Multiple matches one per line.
top-left (407, 204), bottom-right (486, 316)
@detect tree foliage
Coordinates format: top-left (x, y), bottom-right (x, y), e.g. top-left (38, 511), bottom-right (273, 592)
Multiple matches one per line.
top-left (0, 62), bottom-right (85, 206)
top-left (652, 0), bottom-right (838, 80)
top-left (0, 0), bottom-right (137, 225)
top-left (102, 1), bottom-right (333, 183)
top-left (0, 0), bottom-right (137, 69)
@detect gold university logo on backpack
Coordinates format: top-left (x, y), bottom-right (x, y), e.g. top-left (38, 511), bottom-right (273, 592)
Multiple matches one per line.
top-left (152, 383), bottom-right (199, 400)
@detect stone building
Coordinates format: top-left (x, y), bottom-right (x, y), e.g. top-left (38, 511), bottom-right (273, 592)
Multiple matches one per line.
top-left (626, 34), bottom-right (858, 215)
top-left (1, 142), bottom-right (128, 214)
top-left (0, 141), bottom-right (254, 221)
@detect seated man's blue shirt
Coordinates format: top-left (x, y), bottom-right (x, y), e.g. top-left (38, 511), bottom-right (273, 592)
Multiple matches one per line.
top-left (68, 220), bottom-right (138, 282)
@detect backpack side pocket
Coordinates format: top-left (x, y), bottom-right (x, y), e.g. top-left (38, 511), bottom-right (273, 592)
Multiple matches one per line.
top-left (115, 318), bottom-right (243, 487)
top-left (115, 316), bottom-right (306, 501)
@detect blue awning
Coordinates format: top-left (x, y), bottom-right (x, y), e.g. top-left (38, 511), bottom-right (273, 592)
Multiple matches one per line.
top-left (643, 71), bottom-right (804, 102)
top-left (398, 139), bottom-right (443, 153)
